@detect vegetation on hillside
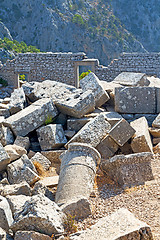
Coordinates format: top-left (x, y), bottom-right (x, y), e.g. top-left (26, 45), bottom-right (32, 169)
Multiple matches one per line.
top-left (0, 37), bottom-right (40, 53)
top-left (68, 0), bottom-right (136, 48)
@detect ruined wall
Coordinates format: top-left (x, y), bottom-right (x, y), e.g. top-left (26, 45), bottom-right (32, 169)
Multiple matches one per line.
top-left (0, 52), bottom-right (160, 87)
top-left (95, 53), bottom-right (160, 82)
top-left (0, 52), bottom-right (86, 87)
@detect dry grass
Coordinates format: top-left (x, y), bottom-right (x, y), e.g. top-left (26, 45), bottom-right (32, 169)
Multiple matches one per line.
top-left (33, 161), bottom-right (46, 177)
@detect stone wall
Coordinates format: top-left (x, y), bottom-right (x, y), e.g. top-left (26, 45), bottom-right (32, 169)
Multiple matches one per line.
top-left (0, 52), bottom-right (86, 87)
top-left (0, 52), bottom-right (160, 87)
top-left (95, 53), bottom-right (160, 82)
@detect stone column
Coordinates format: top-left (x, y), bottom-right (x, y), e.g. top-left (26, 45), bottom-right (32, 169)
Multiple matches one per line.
top-left (55, 143), bottom-right (101, 206)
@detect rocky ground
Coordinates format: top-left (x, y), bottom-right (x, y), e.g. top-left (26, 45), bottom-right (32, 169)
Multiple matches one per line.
top-left (76, 154), bottom-right (160, 240)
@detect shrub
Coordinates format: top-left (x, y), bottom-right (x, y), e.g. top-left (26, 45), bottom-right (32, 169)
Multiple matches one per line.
top-left (72, 14), bottom-right (84, 26)
top-left (64, 214), bottom-right (77, 234)
top-left (79, 70), bottom-right (91, 80)
top-left (45, 115), bottom-right (53, 125)
top-left (0, 78), bottom-right (8, 87)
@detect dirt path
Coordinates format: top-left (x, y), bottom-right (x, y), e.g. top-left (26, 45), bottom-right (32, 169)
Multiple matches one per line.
top-left (77, 154), bottom-right (160, 239)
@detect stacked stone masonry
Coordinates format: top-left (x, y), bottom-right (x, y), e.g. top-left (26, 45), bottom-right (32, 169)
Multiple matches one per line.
top-left (0, 52), bottom-right (160, 87)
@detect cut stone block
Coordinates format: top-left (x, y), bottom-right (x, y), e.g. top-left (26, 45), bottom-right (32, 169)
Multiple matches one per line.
top-left (31, 152), bottom-right (51, 171)
top-left (65, 114), bottom-right (111, 148)
top-left (10, 194), bottom-right (65, 236)
top-left (55, 90), bottom-right (95, 118)
top-left (113, 72), bottom-right (149, 86)
top-left (108, 118), bottom-right (135, 147)
top-left (4, 98), bottom-right (58, 136)
top-left (130, 117), bottom-right (153, 153)
top-left (0, 196), bottom-right (13, 232)
top-left (153, 137), bottom-right (160, 145)
top-left (37, 124), bottom-right (67, 151)
top-left (9, 87), bottom-right (26, 115)
top-left (101, 152), bottom-right (154, 187)
top-left (22, 80), bottom-right (95, 118)
top-left (7, 154), bottom-right (40, 185)
top-left (96, 134), bottom-right (119, 159)
top-left (41, 150), bottom-right (65, 164)
top-left (153, 142), bottom-right (160, 153)
top-left (39, 176), bottom-right (59, 187)
top-left (0, 109), bottom-right (10, 118)
top-left (55, 143), bottom-right (101, 209)
top-left (6, 195), bottom-right (31, 217)
top-left (102, 111), bottom-right (122, 127)
top-left (152, 114), bottom-right (160, 128)
top-left (0, 181), bottom-right (31, 196)
top-left (4, 145), bottom-right (27, 162)
top-left (80, 72), bottom-right (110, 107)
top-left (61, 197), bottom-right (92, 220)
top-left (64, 130), bottom-right (76, 139)
top-left (0, 143), bottom-right (10, 172)
top-left (67, 117), bottom-right (91, 132)
top-left (0, 125), bottom-right (14, 146)
top-left (149, 127), bottom-right (160, 138)
top-left (14, 136), bottom-right (30, 150)
top-left (70, 208), bottom-right (153, 240)
top-left (14, 231), bottom-right (52, 240)
top-left (32, 182), bottom-right (55, 202)
top-left (115, 87), bottom-right (156, 113)
top-left (0, 227), bottom-right (6, 240)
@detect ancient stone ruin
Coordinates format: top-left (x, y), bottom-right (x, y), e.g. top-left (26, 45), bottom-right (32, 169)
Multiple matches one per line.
top-left (0, 52), bottom-right (159, 240)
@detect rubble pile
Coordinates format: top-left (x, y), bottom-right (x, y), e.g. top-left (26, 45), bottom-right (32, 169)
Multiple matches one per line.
top-left (0, 72), bottom-right (158, 239)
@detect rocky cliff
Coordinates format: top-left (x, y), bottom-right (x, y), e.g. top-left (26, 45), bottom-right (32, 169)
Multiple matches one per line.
top-left (0, 0), bottom-right (157, 65)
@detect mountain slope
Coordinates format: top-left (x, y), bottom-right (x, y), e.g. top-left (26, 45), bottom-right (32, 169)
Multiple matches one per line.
top-left (0, 0), bottom-right (148, 65)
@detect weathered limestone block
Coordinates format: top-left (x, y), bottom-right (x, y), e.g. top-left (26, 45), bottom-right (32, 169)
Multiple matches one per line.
top-left (0, 109), bottom-right (10, 118)
top-left (153, 142), bottom-right (160, 153)
top-left (101, 152), bottom-right (154, 187)
top-left (108, 118), bottom-right (135, 147)
top-left (70, 208), bottom-right (153, 240)
top-left (7, 154), bottom-right (40, 185)
top-left (4, 145), bottom-right (27, 162)
top-left (153, 137), bottom-right (160, 145)
top-left (79, 72), bottom-right (110, 107)
top-left (32, 182), bottom-right (54, 202)
top-left (37, 124), bottom-right (67, 151)
top-left (96, 134), bottom-right (119, 159)
top-left (115, 87), bottom-right (156, 113)
top-left (102, 111), bottom-right (122, 127)
top-left (0, 182), bottom-right (31, 197)
top-left (22, 80), bottom-right (95, 118)
top-left (152, 114), bottom-right (160, 128)
top-left (0, 143), bottom-right (10, 172)
top-left (39, 176), bottom-right (59, 187)
top-left (14, 231), bottom-right (52, 240)
top-left (4, 98), bottom-right (58, 137)
top-left (14, 136), bottom-right (30, 150)
top-left (61, 197), bottom-right (92, 220)
top-left (64, 130), bottom-right (76, 139)
top-left (10, 194), bottom-right (65, 236)
top-left (67, 117), bottom-right (91, 132)
top-left (65, 114), bottom-right (111, 148)
top-left (31, 152), bottom-right (51, 171)
top-left (0, 227), bottom-right (6, 240)
top-left (22, 80), bottom-right (81, 102)
top-left (9, 87), bottom-right (26, 115)
top-left (149, 127), bottom-right (160, 138)
top-left (6, 195), bottom-right (31, 217)
top-left (55, 143), bottom-right (101, 219)
top-left (0, 196), bottom-right (13, 232)
top-left (0, 125), bottom-right (14, 146)
top-left (113, 72), bottom-right (149, 86)
top-left (130, 117), bottom-right (153, 153)
top-left (55, 90), bottom-right (95, 118)
top-left (41, 150), bottom-right (65, 164)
